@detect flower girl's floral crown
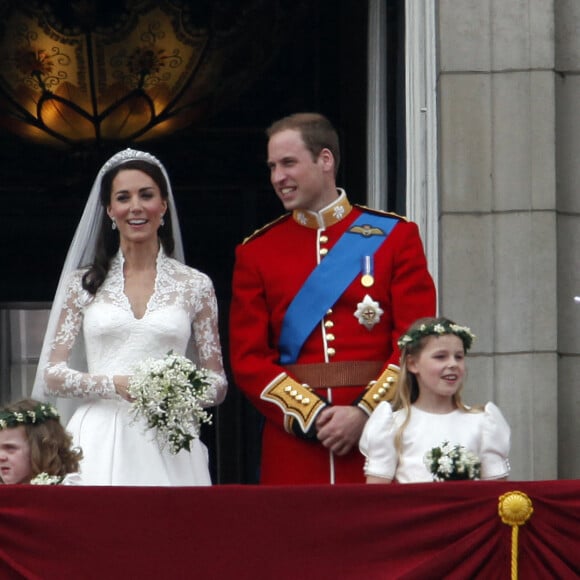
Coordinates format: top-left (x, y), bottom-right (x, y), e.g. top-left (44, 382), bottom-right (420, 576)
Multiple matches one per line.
top-left (0, 403), bottom-right (59, 430)
top-left (398, 319), bottom-right (476, 352)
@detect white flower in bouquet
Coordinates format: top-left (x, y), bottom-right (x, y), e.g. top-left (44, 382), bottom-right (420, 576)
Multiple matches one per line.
top-left (423, 441), bottom-right (481, 481)
top-left (127, 351), bottom-right (214, 454)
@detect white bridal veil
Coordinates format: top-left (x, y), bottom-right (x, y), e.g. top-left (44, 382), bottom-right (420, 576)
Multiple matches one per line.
top-left (31, 149), bottom-right (185, 422)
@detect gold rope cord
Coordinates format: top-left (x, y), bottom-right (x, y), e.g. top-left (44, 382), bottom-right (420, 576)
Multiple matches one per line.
top-left (498, 491), bottom-right (534, 580)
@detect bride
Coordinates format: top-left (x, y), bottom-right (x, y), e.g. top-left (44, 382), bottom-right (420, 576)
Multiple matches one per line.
top-left (32, 149), bottom-right (227, 485)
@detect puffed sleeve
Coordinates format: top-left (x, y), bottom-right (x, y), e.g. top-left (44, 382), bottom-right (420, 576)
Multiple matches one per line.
top-left (61, 473), bottom-right (83, 486)
top-left (359, 402), bottom-right (398, 480)
top-left (480, 402), bottom-right (511, 479)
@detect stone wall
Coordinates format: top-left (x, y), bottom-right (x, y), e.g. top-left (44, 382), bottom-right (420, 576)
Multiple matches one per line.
top-left (555, 0), bottom-right (580, 479)
top-left (436, 0), bottom-right (568, 479)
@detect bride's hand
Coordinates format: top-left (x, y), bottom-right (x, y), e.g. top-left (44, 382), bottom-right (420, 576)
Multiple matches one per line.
top-left (113, 375), bottom-right (134, 402)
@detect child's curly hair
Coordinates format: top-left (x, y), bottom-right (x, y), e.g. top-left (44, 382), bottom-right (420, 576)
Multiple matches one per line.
top-left (1, 398), bottom-right (82, 479)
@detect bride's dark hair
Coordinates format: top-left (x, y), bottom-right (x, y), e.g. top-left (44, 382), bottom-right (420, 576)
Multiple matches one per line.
top-left (82, 160), bottom-right (175, 295)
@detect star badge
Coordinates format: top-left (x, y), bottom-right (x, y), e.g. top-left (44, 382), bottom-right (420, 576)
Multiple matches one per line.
top-left (354, 294), bottom-right (384, 330)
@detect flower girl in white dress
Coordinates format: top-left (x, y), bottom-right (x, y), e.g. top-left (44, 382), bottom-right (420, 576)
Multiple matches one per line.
top-left (32, 149), bottom-right (227, 486)
top-left (359, 317), bottom-right (510, 484)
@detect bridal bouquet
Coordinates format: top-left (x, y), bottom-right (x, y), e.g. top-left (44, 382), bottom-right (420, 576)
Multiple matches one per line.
top-left (423, 441), bottom-right (481, 481)
top-left (127, 351), bottom-right (213, 454)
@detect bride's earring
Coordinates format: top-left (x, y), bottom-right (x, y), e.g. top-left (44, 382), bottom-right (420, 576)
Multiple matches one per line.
top-left (111, 218), bottom-right (117, 230)
top-left (160, 214), bottom-right (165, 227)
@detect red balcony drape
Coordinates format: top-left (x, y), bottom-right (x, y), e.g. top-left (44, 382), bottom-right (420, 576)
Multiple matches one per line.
top-left (0, 479), bottom-right (578, 579)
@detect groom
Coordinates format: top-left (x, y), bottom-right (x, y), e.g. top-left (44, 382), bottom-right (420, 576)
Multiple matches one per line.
top-left (229, 112), bottom-right (436, 484)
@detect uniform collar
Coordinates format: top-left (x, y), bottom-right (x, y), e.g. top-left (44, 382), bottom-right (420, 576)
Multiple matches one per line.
top-left (291, 189), bottom-right (352, 229)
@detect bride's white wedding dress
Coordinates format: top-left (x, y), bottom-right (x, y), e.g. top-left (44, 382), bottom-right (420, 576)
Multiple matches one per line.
top-left (42, 250), bottom-right (227, 486)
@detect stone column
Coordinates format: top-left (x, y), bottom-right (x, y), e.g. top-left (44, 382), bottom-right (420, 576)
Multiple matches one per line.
top-left (437, 1), bottom-right (558, 479)
top-left (555, 0), bottom-right (580, 479)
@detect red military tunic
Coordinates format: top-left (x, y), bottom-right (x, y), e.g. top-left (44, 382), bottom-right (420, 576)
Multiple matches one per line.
top-left (229, 192), bottom-right (436, 484)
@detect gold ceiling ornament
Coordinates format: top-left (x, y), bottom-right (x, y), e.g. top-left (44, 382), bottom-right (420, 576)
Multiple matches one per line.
top-left (0, 0), bottom-right (296, 147)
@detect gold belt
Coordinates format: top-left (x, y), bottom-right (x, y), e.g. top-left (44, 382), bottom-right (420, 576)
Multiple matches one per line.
top-left (284, 361), bottom-right (383, 389)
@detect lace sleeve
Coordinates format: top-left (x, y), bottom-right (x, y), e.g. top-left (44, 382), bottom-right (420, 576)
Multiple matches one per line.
top-left (43, 272), bottom-right (116, 399)
top-left (187, 271), bottom-right (227, 406)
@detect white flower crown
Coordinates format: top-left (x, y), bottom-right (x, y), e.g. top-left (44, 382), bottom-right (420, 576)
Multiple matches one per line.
top-left (0, 403), bottom-right (59, 430)
top-left (398, 319), bottom-right (476, 352)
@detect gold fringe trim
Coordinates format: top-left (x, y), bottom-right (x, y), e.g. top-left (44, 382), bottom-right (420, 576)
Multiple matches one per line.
top-left (498, 491), bottom-right (534, 580)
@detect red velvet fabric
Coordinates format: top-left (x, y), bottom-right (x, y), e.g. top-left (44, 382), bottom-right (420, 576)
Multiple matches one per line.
top-left (1, 480), bottom-right (578, 579)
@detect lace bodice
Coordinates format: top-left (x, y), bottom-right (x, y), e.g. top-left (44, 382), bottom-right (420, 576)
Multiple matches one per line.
top-left (43, 250), bottom-right (227, 405)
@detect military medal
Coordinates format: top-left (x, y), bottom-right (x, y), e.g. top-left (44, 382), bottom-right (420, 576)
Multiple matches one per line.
top-left (354, 294), bottom-right (384, 330)
top-left (361, 274), bottom-right (374, 287)
top-left (361, 255), bottom-right (374, 287)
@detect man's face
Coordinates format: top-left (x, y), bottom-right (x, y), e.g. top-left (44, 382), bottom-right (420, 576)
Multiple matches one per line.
top-left (0, 426), bottom-right (32, 485)
top-left (267, 129), bottom-right (333, 213)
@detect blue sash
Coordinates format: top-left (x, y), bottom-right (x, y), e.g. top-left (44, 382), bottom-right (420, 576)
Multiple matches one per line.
top-left (279, 213), bottom-right (397, 364)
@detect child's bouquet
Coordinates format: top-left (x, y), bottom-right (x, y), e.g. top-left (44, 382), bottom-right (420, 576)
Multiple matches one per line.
top-left (30, 473), bottom-right (64, 485)
top-left (127, 351), bottom-right (213, 454)
top-left (424, 441), bottom-right (481, 481)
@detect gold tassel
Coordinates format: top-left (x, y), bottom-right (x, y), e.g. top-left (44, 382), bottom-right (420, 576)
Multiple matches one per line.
top-left (498, 491), bottom-right (534, 580)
